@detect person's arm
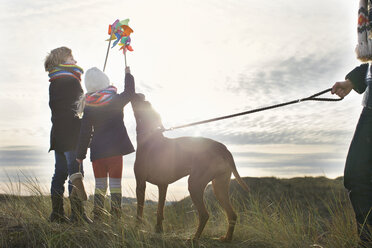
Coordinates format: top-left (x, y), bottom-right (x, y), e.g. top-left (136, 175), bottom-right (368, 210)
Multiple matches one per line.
top-left (117, 66), bottom-right (135, 107)
top-left (76, 109), bottom-right (93, 161)
top-left (332, 63), bottom-right (369, 98)
top-left (49, 83), bottom-right (56, 117)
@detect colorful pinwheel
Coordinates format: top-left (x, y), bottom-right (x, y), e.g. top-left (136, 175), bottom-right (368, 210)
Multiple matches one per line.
top-left (103, 18), bottom-right (134, 71)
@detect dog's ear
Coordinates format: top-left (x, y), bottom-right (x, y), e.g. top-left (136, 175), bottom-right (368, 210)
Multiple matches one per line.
top-left (132, 93), bottom-right (145, 103)
top-left (143, 101), bottom-right (152, 109)
top-left (135, 93), bottom-right (145, 101)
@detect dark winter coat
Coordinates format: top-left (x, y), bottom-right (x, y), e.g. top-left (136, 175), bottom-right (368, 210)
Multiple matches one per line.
top-left (49, 76), bottom-right (83, 152)
top-left (76, 73), bottom-right (135, 161)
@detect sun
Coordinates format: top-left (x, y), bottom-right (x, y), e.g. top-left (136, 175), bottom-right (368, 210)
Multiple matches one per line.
top-left (144, 86), bottom-right (244, 133)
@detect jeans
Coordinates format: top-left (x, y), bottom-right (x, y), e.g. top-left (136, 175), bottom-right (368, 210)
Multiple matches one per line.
top-left (51, 150), bottom-right (84, 196)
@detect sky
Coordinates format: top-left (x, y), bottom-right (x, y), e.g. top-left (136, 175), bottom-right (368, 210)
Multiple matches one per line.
top-left (0, 0), bottom-right (364, 201)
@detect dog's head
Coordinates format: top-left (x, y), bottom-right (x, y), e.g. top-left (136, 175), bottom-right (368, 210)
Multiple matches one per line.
top-left (131, 93), bottom-right (164, 134)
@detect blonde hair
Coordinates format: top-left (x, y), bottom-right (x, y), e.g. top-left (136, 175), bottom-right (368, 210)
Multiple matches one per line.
top-left (75, 93), bottom-right (86, 118)
top-left (44, 47), bottom-right (72, 72)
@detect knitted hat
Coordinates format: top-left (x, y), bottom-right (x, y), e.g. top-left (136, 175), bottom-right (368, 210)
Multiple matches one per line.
top-left (356, 0), bottom-right (372, 61)
top-left (84, 67), bottom-right (110, 93)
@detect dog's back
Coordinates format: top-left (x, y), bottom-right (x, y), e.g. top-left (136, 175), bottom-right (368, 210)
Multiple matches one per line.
top-left (136, 135), bottom-right (248, 191)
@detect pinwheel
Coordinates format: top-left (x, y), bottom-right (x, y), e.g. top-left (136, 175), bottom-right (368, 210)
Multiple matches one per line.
top-left (103, 19), bottom-right (134, 71)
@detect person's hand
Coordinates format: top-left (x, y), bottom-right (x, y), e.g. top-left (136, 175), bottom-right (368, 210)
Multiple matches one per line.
top-left (331, 79), bottom-right (353, 98)
top-left (125, 66), bottom-right (131, 74)
top-left (76, 158), bottom-right (83, 164)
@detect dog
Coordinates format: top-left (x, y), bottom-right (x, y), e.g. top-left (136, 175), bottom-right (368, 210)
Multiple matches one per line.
top-left (131, 93), bottom-right (249, 242)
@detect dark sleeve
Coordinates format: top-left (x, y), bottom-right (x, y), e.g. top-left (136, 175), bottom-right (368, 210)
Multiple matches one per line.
top-left (345, 63), bottom-right (368, 94)
top-left (117, 72), bottom-right (135, 107)
top-left (76, 109), bottom-right (93, 160)
top-left (49, 83), bottom-right (55, 115)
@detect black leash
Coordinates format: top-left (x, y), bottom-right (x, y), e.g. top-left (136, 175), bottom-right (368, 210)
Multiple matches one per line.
top-left (163, 88), bottom-right (343, 132)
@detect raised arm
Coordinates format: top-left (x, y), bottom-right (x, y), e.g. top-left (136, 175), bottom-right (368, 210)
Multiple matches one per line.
top-left (117, 66), bottom-right (135, 107)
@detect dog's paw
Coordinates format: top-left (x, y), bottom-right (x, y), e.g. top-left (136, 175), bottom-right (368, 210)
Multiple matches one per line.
top-left (218, 236), bottom-right (232, 243)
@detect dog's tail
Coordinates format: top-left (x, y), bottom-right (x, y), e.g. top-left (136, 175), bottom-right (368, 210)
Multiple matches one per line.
top-left (225, 149), bottom-right (250, 192)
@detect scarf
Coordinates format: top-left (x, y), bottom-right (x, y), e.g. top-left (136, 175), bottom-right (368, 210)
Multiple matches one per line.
top-left (48, 64), bottom-right (84, 82)
top-left (85, 86), bottom-right (117, 106)
top-left (357, 0), bottom-right (372, 61)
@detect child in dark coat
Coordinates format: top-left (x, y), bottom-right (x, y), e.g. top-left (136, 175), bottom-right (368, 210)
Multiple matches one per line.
top-left (44, 46), bottom-right (91, 223)
top-left (76, 67), bottom-right (135, 220)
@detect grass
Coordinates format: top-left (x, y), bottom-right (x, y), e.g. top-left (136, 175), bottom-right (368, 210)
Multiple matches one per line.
top-left (0, 176), bottom-right (362, 248)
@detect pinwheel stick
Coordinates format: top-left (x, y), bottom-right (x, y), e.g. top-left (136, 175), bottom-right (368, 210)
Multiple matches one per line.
top-left (103, 30), bottom-right (114, 72)
top-left (124, 49), bottom-right (127, 67)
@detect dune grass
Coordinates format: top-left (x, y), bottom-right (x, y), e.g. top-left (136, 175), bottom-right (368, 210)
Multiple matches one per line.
top-left (0, 176), bottom-right (362, 248)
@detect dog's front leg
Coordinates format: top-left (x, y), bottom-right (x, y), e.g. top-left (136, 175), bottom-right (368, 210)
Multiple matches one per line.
top-left (155, 184), bottom-right (168, 233)
top-left (136, 179), bottom-right (146, 223)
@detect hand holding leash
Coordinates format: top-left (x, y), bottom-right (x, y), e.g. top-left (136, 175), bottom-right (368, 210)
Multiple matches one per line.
top-left (331, 79), bottom-right (353, 98)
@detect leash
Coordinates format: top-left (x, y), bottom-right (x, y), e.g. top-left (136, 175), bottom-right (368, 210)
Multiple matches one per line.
top-left (163, 88), bottom-right (343, 132)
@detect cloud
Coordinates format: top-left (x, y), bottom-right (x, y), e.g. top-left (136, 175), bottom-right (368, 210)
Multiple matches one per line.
top-left (201, 129), bottom-right (352, 146)
top-left (234, 151), bottom-right (345, 179)
top-left (0, 146), bottom-right (49, 166)
top-left (229, 52), bottom-right (346, 101)
top-left (164, 50), bottom-right (358, 148)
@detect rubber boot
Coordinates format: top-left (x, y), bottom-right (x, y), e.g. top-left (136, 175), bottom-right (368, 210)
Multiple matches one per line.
top-left (49, 194), bottom-right (70, 223)
top-left (110, 193), bottom-right (122, 218)
top-left (70, 172), bottom-right (88, 201)
top-left (92, 194), bottom-right (107, 222)
top-left (70, 196), bottom-right (93, 224)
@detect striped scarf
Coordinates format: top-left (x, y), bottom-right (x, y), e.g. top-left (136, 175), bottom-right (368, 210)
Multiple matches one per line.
top-left (48, 64), bottom-right (84, 82)
top-left (85, 86), bottom-right (117, 106)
